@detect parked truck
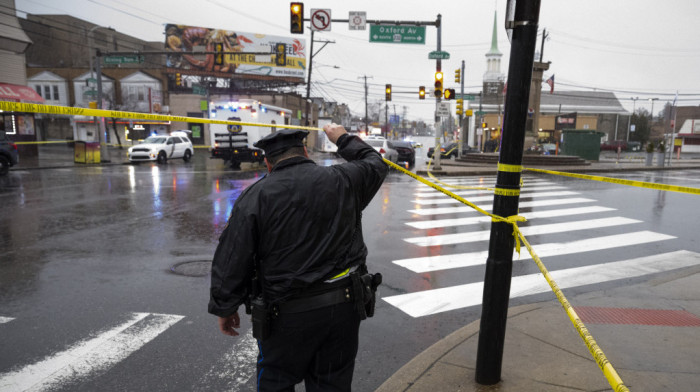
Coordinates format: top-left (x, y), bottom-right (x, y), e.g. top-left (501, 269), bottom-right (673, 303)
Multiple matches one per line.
top-left (209, 99), bottom-right (293, 169)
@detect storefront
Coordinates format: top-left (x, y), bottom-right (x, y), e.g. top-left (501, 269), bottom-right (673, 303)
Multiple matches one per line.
top-left (0, 82), bottom-right (45, 157)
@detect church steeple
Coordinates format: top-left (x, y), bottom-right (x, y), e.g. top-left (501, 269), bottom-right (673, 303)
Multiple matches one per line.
top-left (483, 9), bottom-right (505, 96)
top-left (488, 10), bottom-right (501, 55)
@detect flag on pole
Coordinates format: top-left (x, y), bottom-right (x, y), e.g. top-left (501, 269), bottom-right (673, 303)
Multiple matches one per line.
top-left (546, 74), bottom-right (555, 94)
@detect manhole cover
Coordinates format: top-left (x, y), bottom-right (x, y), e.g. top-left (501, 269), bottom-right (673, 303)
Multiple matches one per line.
top-left (171, 260), bottom-right (211, 277)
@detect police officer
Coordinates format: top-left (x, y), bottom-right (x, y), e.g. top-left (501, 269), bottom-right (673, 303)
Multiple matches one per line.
top-left (209, 123), bottom-right (387, 391)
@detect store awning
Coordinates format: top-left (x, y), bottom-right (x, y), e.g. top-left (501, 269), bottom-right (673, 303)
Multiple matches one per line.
top-left (0, 83), bottom-right (45, 104)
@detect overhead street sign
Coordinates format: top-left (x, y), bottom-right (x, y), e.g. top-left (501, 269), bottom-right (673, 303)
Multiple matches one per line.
top-left (457, 94), bottom-right (476, 100)
top-left (310, 9), bottom-right (332, 31)
top-left (428, 51), bottom-right (450, 60)
top-left (104, 55), bottom-right (144, 65)
top-left (369, 25), bottom-right (425, 44)
top-left (349, 11), bottom-right (366, 30)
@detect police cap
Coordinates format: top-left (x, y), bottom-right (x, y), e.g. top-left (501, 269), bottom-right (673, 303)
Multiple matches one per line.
top-left (253, 128), bottom-right (309, 156)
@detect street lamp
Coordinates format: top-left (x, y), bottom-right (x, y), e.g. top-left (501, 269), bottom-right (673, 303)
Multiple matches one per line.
top-left (648, 97), bottom-right (658, 123)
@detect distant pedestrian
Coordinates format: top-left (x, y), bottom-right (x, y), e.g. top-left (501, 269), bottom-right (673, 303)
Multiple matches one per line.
top-left (209, 124), bottom-right (387, 391)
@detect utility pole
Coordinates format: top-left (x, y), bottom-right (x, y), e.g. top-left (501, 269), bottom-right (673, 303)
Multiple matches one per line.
top-left (539, 28), bottom-right (548, 62)
top-left (476, 0), bottom-right (541, 385)
top-left (359, 75), bottom-right (373, 133)
top-left (433, 14), bottom-right (443, 170)
top-left (304, 30), bottom-right (335, 126)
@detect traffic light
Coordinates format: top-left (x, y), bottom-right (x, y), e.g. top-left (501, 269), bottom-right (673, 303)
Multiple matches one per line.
top-left (214, 43), bottom-right (224, 66)
top-left (443, 88), bottom-right (455, 100)
top-left (419, 86), bottom-right (425, 100)
top-left (481, 122), bottom-right (488, 129)
top-left (434, 71), bottom-right (443, 98)
top-left (275, 43), bottom-right (287, 66)
top-left (175, 73), bottom-right (182, 86)
top-left (455, 99), bottom-right (463, 115)
top-left (385, 84), bottom-right (392, 101)
top-left (290, 2), bottom-right (304, 34)
top-left (455, 69), bottom-right (461, 83)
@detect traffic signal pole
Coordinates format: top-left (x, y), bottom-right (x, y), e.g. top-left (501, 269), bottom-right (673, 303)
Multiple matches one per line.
top-left (433, 14), bottom-right (442, 170)
top-left (475, 0), bottom-right (541, 385)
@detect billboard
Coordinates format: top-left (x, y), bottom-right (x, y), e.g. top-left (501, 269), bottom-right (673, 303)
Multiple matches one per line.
top-left (164, 24), bottom-right (306, 79)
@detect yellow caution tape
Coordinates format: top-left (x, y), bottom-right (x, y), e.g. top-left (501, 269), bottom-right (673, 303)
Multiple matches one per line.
top-left (0, 101), bottom-right (319, 132)
top-left (497, 163), bottom-right (523, 173)
top-left (517, 232), bottom-right (630, 392)
top-left (493, 187), bottom-right (520, 197)
top-left (526, 167), bottom-right (700, 196)
top-left (7, 101), bottom-right (628, 389)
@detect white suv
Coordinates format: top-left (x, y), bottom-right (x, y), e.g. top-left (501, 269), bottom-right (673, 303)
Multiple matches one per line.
top-left (127, 131), bottom-right (194, 164)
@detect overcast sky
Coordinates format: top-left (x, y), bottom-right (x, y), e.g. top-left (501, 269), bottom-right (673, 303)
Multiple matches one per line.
top-left (15, 0), bottom-right (700, 124)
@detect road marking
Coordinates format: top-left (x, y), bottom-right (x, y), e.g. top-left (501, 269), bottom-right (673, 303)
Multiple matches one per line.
top-left (0, 317), bottom-right (14, 324)
top-left (411, 190), bottom-right (580, 205)
top-left (0, 313), bottom-right (184, 392)
top-left (197, 330), bottom-right (257, 391)
top-left (414, 183), bottom-right (563, 198)
top-left (394, 231), bottom-right (674, 272)
top-left (406, 206), bottom-right (616, 229)
top-left (404, 217), bottom-right (640, 247)
top-left (408, 197), bottom-right (596, 216)
top-left (383, 250), bottom-right (700, 317)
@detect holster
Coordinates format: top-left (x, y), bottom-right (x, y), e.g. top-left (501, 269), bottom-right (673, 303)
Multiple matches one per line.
top-left (350, 270), bottom-right (383, 320)
top-left (250, 296), bottom-right (272, 341)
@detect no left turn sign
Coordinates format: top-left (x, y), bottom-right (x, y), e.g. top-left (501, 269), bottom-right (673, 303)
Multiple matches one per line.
top-left (310, 9), bottom-right (331, 31)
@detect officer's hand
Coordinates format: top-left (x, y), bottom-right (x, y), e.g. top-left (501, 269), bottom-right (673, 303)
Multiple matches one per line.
top-left (323, 123), bottom-right (347, 144)
top-left (218, 312), bottom-right (240, 337)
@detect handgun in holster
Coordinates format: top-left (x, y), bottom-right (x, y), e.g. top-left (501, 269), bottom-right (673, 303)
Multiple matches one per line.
top-left (351, 270), bottom-right (383, 320)
top-left (250, 296), bottom-right (272, 341)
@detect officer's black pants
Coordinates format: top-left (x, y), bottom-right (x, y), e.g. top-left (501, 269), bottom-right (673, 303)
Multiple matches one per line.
top-left (256, 301), bottom-right (361, 392)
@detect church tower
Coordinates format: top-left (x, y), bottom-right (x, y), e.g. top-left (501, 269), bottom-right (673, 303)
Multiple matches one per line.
top-left (483, 10), bottom-right (505, 97)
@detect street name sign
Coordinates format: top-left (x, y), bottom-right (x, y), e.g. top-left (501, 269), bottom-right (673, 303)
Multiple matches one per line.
top-left (457, 94), bottom-right (476, 100)
top-left (370, 25), bottom-right (425, 44)
top-left (428, 51), bottom-right (450, 60)
top-left (104, 55), bottom-right (144, 65)
top-left (349, 11), bottom-right (366, 30)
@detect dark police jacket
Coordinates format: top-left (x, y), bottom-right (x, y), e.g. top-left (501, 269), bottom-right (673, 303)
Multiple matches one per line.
top-left (208, 134), bottom-right (388, 317)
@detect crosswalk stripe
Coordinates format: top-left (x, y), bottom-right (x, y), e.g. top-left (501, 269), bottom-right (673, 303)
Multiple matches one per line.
top-left (383, 250), bottom-right (700, 318)
top-left (414, 184), bottom-right (564, 198)
top-left (411, 190), bottom-right (580, 205)
top-left (0, 313), bottom-right (184, 392)
top-left (0, 317), bottom-right (14, 324)
top-left (394, 231), bottom-right (674, 273)
top-left (404, 217), bottom-right (640, 247)
top-left (197, 330), bottom-right (257, 391)
top-left (405, 206), bottom-right (616, 229)
top-left (408, 197), bottom-right (596, 216)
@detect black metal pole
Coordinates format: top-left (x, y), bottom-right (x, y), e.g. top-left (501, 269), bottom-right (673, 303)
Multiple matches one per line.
top-left (475, 0), bottom-right (541, 385)
top-left (304, 30), bottom-right (315, 126)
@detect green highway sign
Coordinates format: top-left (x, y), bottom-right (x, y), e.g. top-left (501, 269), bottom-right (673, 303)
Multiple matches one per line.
top-left (370, 25), bottom-right (425, 44)
top-left (104, 55), bottom-right (144, 65)
top-left (428, 51), bottom-right (450, 60)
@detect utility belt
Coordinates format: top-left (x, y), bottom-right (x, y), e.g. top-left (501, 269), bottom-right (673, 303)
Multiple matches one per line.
top-left (249, 268), bottom-right (382, 341)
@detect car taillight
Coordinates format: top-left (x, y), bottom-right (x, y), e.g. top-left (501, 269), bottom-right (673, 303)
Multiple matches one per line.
top-left (11, 143), bottom-right (17, 151)
top-left (379, 148), bottom-right (386, 154)
top-left (440, 148), bottom-right (446, 152)
top-left (214, 142), bottom-right (219, 148)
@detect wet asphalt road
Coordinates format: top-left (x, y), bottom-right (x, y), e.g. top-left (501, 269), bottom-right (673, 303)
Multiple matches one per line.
top-left (1, 151), bottom-right (699, 391)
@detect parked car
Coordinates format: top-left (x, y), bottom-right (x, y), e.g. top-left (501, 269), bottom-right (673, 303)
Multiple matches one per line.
top-left (0, 130), bottom-right (19, 176)
top-left (427, 142), bottom-right (459, 159)
top-left (127, 131), bottom-right (194, 164)
top-left (390, 140), bottom-right (415, 166)
top-left (365, 138), bottom-right (398, 163)
top-left (600, 140), bottom-right (628, 151)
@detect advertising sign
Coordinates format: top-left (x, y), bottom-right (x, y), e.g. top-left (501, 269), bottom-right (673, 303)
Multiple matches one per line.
top-left (555, 112), bottom-right (577, 131)
top-left (165, 24), bottom-right (306, 79)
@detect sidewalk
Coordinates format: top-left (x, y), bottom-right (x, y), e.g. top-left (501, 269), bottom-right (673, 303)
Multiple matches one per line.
top-left (377, 262), bottom-right (700, 392)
